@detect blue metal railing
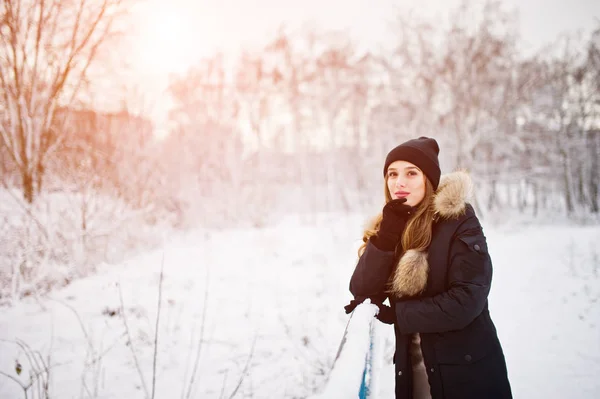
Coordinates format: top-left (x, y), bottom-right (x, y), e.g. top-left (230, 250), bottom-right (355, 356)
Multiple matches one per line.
top-left (358, 319), bottom-right (375, 398)
top-left (310, 300), bottom-right (379, 399)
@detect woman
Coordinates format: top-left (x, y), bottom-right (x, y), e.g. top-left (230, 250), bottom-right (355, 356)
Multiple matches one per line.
top-left (346, 137), bottom-right (512, 399)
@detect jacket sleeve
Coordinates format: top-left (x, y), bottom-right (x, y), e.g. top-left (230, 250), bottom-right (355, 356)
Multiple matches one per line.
top-left (349, 240), bottom-right (396, 298)
top-left (394, 222), bottom-right (493, 334)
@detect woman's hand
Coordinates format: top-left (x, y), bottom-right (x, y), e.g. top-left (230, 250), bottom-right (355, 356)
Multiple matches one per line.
top-left (375, 303), bottom-right (395, 325)
top-left (372, 198), bottom-right (414, 251)
top-left (344, 297), bottom-right (366, 314)
top-left (344, 296), bottom-right (395, 325)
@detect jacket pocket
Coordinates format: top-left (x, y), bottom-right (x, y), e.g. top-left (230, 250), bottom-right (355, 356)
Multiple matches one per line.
top-left (433, 313), bottom-right (498, 365)
top-left (458, 233), bottom-right (488, 255)
top-left (435, 338), bottom-right (494, 365)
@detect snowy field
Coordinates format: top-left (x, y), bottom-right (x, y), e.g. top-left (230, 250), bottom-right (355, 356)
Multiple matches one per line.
top-left (0, 214), bottom-right (599, 398)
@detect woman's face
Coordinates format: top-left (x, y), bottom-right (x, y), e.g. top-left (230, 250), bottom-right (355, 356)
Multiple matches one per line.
top-left (386, 160), bottom-right (426, 207)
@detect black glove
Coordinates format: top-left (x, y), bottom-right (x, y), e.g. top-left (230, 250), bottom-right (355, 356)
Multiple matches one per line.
top-left (375, 303), bottom-right (395, 325)
top-left (344, 294), bottom-right (387, 314)
top-left (371, 198), bottom-right (414, 251)
top-left (344, 296), bottom-right (366, 314)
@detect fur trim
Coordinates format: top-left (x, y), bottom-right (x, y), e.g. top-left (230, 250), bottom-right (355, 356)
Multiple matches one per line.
top-left (433, 170), bottom-right (473, 219)
top-left (388, 249), bottom-right (429, 297)
top-left (369, 170), bottom-right (473, 298)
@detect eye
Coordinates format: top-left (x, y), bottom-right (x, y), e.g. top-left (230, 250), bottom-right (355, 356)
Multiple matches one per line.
top-left (388, 171), bottom-right (397, 178)
top-left (407, 170), bottom-right (417, 176)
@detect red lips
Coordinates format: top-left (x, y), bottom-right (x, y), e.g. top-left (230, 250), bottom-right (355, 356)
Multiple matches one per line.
top-left (395, 191), bottom-right (409, 198)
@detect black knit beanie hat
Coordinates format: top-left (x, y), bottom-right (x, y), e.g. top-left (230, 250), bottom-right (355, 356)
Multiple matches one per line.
top-left (383, 136), bottom-right (441, 190)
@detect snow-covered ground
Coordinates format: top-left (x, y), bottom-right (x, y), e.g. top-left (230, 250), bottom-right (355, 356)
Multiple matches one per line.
top-left (0, 214), bottom-right (599, 398)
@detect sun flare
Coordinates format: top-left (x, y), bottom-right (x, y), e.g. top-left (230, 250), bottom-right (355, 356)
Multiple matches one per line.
top-left (136, 3), bottom-right (199, 75)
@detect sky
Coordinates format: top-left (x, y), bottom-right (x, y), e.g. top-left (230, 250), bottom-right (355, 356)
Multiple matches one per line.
top-left (132, 0), bottom-right (600, 74)
top-left (123, 0), bottom-right (600, 135)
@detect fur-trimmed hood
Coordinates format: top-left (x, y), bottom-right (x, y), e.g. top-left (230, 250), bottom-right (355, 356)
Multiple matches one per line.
top-left (432, 170), bottom-right (473, 220)
top-left (377, 170), bottom-right (473, 298)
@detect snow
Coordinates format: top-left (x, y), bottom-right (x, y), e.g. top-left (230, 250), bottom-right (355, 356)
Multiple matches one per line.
top-left (0, 214), bottom-right (599, 398)
top-left (309, 299), bottom-right (378, 399)
top-left (0, 188), bottom-right (170, 304)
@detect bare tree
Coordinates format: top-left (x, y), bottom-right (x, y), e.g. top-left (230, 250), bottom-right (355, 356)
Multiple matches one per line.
top-left (433, 1), bottom-right (521, 174)
top-left (165, 55), bottom-right (251, 226)
top-left (0, 0), bottom-right (130, 203)
top-left (580, 22), bottom-right (600, 213)
top-left (379, 1), bottom-right (525, 214)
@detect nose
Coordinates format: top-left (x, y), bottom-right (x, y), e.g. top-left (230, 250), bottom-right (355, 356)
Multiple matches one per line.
top-left (395, 177), bottom-right (406, 189)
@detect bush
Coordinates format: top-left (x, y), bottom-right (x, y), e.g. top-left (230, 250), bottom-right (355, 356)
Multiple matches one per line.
top-left (0, 187), bottom-right (168, 305)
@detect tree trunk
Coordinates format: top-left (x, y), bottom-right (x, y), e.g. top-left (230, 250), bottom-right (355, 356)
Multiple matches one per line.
top-left (577, 159), bottom-right (586, 208)
top-left (532, 181), bottom-right (539, 217)
top-left (590, 131), bottom-right (599, 213)
top-left (36, 160), bottom-right (44, 196)
top-left (517, 180), bottom-right (526, 212)
top-left (562, 149), bottom-right (574, 214)
top-left (487, 179), bottom-right (498, 211)
top-left (21, 166), bottom-right (34, 204)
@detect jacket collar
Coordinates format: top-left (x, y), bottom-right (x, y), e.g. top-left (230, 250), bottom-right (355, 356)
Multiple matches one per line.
top-left (386, 170), bottom-right (473, 298)
top-left (433, 170), bottom-right (473, 219)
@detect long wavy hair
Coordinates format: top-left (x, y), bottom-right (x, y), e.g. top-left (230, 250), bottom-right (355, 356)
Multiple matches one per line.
top-left (358, 175), bottom-right (436, 258)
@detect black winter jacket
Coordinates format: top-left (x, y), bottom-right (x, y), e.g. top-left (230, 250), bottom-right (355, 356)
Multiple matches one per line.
top-left (349, 172), bottom-right (512, 399)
